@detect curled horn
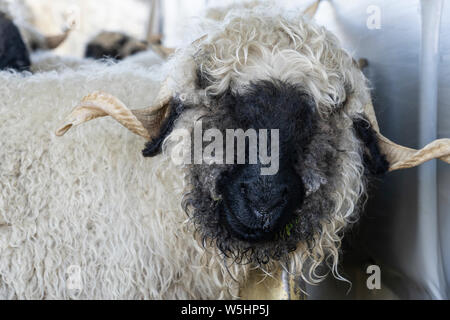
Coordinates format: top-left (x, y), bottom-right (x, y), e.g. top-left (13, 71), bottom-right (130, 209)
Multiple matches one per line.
top-left (45, 29), bottom-right (71, 49)
top-left (363, 101), bottom-right (450, 172)
top-left (55, 33), bottom-right (208, 141)
top-left (55, 78), bottom-right (173, 141)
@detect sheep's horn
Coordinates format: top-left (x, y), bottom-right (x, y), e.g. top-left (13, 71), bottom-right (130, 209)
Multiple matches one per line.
top-left (364, 102), bottom-right (450, 171)
top-left (303, 0), bottom-right (321, 19)
top-left (45, 29), bottom-right (70, 49)
top-left (55, 80), bottom-right (173, 140)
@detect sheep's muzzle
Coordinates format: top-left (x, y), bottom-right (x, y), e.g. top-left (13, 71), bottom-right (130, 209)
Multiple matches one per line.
top-left (217, 163), bottom-right (305, 242)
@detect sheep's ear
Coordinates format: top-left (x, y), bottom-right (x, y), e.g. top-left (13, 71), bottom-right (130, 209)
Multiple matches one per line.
top-left (55, 79), bottom-right (183, 157)
top-left (360, 99), bottom-right (450, 172)
top-left (352, 115), bottom-right (390, 175)
top-left (137, 97), bottom-right (184, 157)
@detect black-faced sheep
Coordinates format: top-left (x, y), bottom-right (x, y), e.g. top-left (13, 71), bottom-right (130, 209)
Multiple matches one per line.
top-left (0, 1), bottom-right (69, 71)
top-left (0, 11), bottom-right (30, 71)
top-left (56, 4), bottom-right (450, 288)
top-left (1, 3), bottom-right (449, 300)
top-left (85, 31), bottom-right (149, 60)
top-left (85, 31), bottom-right (172, 61)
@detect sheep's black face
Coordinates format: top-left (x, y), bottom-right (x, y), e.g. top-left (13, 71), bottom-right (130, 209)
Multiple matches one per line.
top-left (183, 79), bottom-right (329, 264)
top-left (213, 80), bottom-right (316, 243)
top-left (85, 31), bottom-right (148, 60)
top-left (217, 162), bottom-right (305, 242)
top-left (0, 12), bottom-right (31, 71)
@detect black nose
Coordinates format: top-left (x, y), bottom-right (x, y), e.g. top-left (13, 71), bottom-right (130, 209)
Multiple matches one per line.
top-left (218, 165), bottom-right (304, 242)
top-left (240, 181), bottom-right (289, 222)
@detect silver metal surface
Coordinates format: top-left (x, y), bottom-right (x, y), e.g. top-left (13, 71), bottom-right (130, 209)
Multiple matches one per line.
top-left (306, 0), bottom-right (450, 299)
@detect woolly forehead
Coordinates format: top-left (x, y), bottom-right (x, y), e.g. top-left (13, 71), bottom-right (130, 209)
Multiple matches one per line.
top-left (184, 12), bottom-right (358, 115)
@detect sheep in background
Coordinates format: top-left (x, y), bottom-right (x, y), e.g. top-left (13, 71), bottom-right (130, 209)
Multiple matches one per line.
top-left (85, 31), bottom-right (149, 60)
top-left (22, 0), bottom-right (151, 57)
top-left (0, 0), bottom-right (69, 71)
top-left (84, 31), bottom-right (171, 61)
top-left (0, 0), bottom-right (69, 50)
top-left (30, 48), bottom-right (164, 73)
top-left (2, 0), bottom-right (168, 64)
top-left (0, 11), bottom-right (30, 71)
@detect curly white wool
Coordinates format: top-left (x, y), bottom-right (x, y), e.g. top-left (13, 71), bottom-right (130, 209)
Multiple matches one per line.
top-left (0, 51), bottom-right (247, 299)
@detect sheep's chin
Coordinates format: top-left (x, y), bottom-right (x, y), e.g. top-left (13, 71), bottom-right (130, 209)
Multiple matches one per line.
top-left (182, 162), bottom-right (316, 265)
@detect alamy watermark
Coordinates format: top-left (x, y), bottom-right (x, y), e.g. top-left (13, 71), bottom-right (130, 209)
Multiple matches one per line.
top-left (366, 264), bottom-right (381, 290)
top-left (366, 5), bottom-right (381, 30)
top-left (66, 265), bottom-right (83, 292)
top-left (170, 120), bottom-right (280, 175)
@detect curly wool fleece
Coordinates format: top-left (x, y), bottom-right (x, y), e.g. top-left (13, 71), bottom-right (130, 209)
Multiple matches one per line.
top-left (0, 51), bottom-right (249, 299)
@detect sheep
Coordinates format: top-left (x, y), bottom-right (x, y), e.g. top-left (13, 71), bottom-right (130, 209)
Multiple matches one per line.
top-left (0, 52), bottom-right (232, 300)
top-left (55, 2), bottom-right (450, 288)
top-left (0, 11), bottom-right (30, 71)
top-left (0, 0), bottom-right (69, 71)
top-left (84, 31), bottom-right (171, 61)
top-left (22, 0), bottom-right (152, 57)
top-left (1, 0), bottom-right (167, 64)
top-left (1, 3), bottom-right (449, 300)
top-left (84, 31), bottom-right (149, 60)
top-left (0, 0), bottom-right (69, 51)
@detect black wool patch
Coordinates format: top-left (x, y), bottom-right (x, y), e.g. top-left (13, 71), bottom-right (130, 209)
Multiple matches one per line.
top-left (84, 35), bottom-right (127, 60)
top-left (84, 32), bottom-right (146, 60)
top-left (0, 12), bottom-right (31, 71)
top-left (195, 67), bottom-right (212, 90)
top-left (142, 98), bottom-right (185, 157)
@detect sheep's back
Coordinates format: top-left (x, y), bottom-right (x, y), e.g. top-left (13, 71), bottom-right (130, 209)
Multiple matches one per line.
top-left (0, 58), bottom-right (239, 299)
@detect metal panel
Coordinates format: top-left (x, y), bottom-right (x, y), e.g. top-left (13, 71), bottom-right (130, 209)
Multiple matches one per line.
top-left (437, 0), bottom-right (450, 300)
top-left (305, 0), bottom-right (449, 299)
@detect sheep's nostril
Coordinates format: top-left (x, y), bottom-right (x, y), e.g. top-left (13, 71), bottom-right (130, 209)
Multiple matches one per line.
top-left (240, 182), bottom-right (248, 195)
top-left (239, 182), bottom-right (291, 216)
top-left (219, 166), bottom-right (305, 242)
top-left (255, 198), bottom-right (287, 218)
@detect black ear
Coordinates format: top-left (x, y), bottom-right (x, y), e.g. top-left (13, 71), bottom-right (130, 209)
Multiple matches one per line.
top-left (353, 117), bottom-right (389, 175)
top-left (142, 98), bottom-right (185, 157)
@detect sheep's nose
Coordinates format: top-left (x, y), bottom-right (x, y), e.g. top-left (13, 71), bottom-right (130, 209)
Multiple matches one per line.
top-left (235, 176), bottom-right (291, 228)
top-left (218, 164), bottom-right (305, 242)
top-left (240, 182), bottom-right (289, 218)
